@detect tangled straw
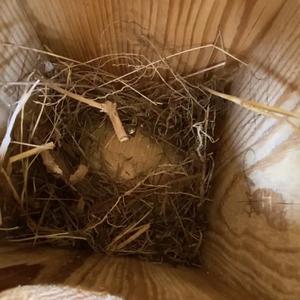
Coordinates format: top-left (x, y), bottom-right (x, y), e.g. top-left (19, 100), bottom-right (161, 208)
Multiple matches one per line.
top-left (0, 41), bottom-right (296, 266)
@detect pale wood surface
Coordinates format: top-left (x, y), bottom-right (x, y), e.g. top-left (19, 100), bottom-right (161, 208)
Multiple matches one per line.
top-left (203, 1), bottom-right (300, 299)
top-left (18, 0), bottom-right (284, 70)
top-left (1, 0), bottom-right (300, 299)
top-left (0, 244), bottom-right (245, 300)
top-left (0, 0), bottom-right (39, 133)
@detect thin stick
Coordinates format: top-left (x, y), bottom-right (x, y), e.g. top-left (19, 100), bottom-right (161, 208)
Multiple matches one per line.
top-left (86, 196), bottom-right (123, 230)
top-left (8, 142), bottom-right (54, 165)
top-left (0, 62), bottom-right (224, 91)
top-left (0, 168), bottom-right (21, 204)
top-left (7, 142), bottom-right (54, 175)
top-left (185, 62), bottom-right (226, 79)
top-left (113, 223), bottom-right (150, 251)
top-left (48, 84), bottom-right (129, 142)
top-left (102, 101), bottom-right (129, 142)
top-left (202, 85), bottom-right (300, 119)
top-left (69, 164), bottom-right (89, 184)
top-left (48, 84), bottom-right (107, 110)
top-left (0, 226), bottom-right (19, 231)
top-left (31, 87), bottom-right (48, 139)
top-left (98, 44), bottom-right (247, 89)
top-left (11, 141), bottom-right (45, 147)
top-left (139, 61), bottom-right (226, 94)
top-left (9, 233), bottom-right (87, 242)
top-left (107, 209), bottom-right (152, 250)
top-left (1, 42), bottom-right (80, 64)
top-left (40, 150), bottom-right (63, 176)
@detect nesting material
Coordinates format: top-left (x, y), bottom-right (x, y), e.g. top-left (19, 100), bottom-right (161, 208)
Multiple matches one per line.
top-left (3, 41), bottom-right (293, 266)
top-left (88, 124), bottom-right (178, 182)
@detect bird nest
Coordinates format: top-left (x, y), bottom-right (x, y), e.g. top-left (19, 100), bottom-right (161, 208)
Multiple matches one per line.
top-left (0, 42), bottom-right (250, 266)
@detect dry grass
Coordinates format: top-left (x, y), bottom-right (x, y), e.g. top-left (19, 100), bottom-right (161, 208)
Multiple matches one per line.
top-left (0, 41), bottom-right (297, 266)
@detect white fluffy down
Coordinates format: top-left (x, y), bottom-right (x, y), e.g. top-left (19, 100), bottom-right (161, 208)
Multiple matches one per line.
top-left (0, 285), bottom-right (123, 300)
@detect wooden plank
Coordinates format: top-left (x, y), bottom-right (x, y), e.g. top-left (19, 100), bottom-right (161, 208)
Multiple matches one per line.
top-left (0, 244), bottom-right (248, 300)
top-left (18, 0), bottom-right (284, 70)
top-left (0, 0), bottom-right (40, 134)
top-left (203, 1), bottom-right (300, 299)
top-left (1, 1), bottom-right (300, 299)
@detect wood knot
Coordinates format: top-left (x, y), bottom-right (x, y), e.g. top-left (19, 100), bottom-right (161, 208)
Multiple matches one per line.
top-left (249, 188), bottom-right (288, 231)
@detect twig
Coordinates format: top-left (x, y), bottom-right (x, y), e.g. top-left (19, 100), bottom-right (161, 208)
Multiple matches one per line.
top-left (0, 168), bottom-right (21, 204)
top-left (98, 44), bottom-right (246, 89)
top-left (0, 226), bottom-right (20, 231)
top-left (185, 62), bottom-right (226, 79)
top-left (40, 150), bottom-right (63, 176)
top-left (113, 223), bottom-right (150, 251)
top-left (0, 42), bottom-right (80, 64)
top-left (48, 84), bottom-right (129, 142)
top-left (201, 85), bottom-right (300, 119)
top-left (107, 209), bottom-right (152, 250)
top-left (9, 233), bottom-right (87, 242)
top-left (69, 164), bottom-right (89, 184)
top-left (7, 142), bottom-right (54, 174)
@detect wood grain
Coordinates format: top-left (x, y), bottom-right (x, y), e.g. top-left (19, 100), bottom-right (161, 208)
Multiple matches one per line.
top-left (17, 0), bottom-right (284, 70)
top-left (1, 0), bottom-right (300, 299)
top-left (0, 0), bottom-right (39, 134)
top-left (203, 1), bottom-right (300, 299)
top-left (0, 244), bottom-right (246, 300)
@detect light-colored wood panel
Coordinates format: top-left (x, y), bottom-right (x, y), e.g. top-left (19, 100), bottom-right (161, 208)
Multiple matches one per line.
top-left (0, 244), bottom-right (248, 300)
top-left (203, 1), bottom-right (300, 299)
top-left (19, 0), bottom-right (284, 72)
top-left (0, 0), bottom-right (39, 132)
top-left (1, 1), bottom-right (300, 299)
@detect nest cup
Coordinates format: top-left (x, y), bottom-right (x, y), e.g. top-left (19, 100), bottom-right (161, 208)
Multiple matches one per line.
top-left (0, 41), bottom-right (222, 265)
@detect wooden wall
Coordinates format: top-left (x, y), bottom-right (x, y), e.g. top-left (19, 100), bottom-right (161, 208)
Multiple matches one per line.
top-left (1, 0), bottom-right (300, 299)
top-left (203, 1), bottom-right (300, 300)
top-left (0, 244), bottom-right (246, 300)
top-left (17, 0), bottom-right (284, 70)
top-left (0, 0), bottom-right (39, 133)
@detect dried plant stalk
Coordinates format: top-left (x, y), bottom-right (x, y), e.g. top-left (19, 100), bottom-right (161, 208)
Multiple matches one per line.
top-left (40, 151), bottom-right (63, 175)
top-left (202, 85), bottom-right (300, 119)
top-left (47, 84), bottom-right (129, 142)
top-left (69, 164), bottom-right (89, 184)
top-left (112, 223), bottom-right (150, 251)
top-left (0, 168), bottom-right (21, 204)
top-left (7, 142), bottom-right (54, 174)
